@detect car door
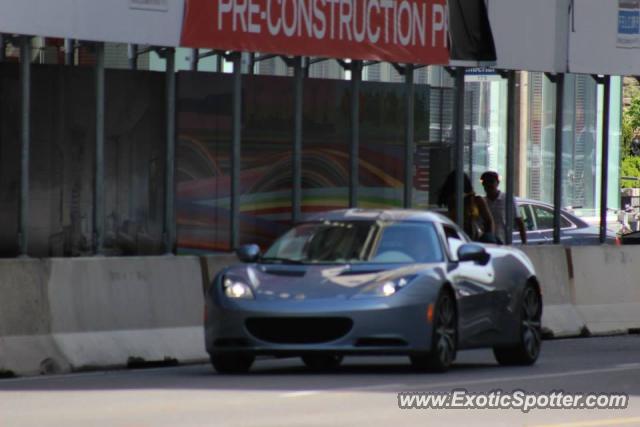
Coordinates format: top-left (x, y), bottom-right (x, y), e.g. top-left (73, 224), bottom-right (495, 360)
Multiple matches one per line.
top-left (515, 204), bottom-right (546, 244)
top-left (442, 225), bottom-right (497, 343)
top-left (530, 204), bottom-right (575, 244)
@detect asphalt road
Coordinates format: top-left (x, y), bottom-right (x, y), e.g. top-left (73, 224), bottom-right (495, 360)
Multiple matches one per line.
top-left (1, 335), bottom-right (639, 427)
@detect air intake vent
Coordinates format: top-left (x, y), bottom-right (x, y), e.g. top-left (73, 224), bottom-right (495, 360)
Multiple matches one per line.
top-left (246, 317), bottom-right (352, 344)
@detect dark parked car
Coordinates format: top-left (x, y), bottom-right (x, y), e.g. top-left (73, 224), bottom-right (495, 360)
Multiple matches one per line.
top-left (204, 209), bottom-right (542, 374)
top-left (514, 198), bottom-right (618, 245)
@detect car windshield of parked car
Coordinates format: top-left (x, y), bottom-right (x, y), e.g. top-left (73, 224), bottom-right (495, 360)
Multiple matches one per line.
top-left (262, 221), bottom-right (443, 264)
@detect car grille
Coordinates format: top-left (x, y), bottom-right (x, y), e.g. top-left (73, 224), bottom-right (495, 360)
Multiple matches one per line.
top-left (245, 317), bottom-right (353, 344)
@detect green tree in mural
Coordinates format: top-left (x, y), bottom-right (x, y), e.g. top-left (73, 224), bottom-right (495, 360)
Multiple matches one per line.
top-left (622, 96), bottom-right (640, 187)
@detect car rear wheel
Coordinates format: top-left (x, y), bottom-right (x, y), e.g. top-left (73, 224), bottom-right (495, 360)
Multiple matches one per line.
top-left (410, 289), bottom-right (457, 373)
top-left (301, 354), bottom-right (343, 371)
top-left (210, 352), bottom-right (255, 374)
top-left (493, 284), bottom-right (542, 366)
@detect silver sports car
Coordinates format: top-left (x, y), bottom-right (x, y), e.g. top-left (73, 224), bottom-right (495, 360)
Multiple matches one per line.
top-left (204, 209), bottom-right (542, 373)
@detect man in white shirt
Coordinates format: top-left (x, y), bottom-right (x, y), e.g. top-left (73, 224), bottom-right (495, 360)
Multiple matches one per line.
top-left (480, 171), bottom-right (527, 245)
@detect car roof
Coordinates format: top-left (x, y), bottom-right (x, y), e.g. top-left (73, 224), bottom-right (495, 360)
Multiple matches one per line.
top-left (305, 208), bottom-right (455, 225)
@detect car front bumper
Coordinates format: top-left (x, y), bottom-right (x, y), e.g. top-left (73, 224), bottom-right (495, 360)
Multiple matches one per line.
top-left (205, 297), bottom-right (435, 356)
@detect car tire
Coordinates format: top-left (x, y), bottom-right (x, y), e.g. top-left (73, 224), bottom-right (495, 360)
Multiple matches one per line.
top-left (493, 283), bottom-right (542, 366)
top-left (210, 352), bottom-right (255, 374)
top-left (301, 354), bottom-right (343, 371)
top-left (410, 288), bottom-right (457, 373)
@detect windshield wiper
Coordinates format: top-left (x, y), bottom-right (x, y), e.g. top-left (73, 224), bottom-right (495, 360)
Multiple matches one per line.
top-left (260, 257), bottom-right (306, 265)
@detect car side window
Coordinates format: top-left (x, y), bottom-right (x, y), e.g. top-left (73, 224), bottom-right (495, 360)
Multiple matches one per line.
top-left (443, 225), bottom-right (464, 260)
top-left (532, 206), bottom-right (572, 230)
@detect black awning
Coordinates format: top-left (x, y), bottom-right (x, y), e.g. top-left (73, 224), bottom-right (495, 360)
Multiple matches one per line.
top-left (448, 0), bottom-right (497, 62)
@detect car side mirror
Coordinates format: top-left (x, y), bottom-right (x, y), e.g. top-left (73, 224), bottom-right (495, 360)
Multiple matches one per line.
top-left (236, 244), bottom-right (261, 263)
top-left (457, 243), bottom-right (490, 265)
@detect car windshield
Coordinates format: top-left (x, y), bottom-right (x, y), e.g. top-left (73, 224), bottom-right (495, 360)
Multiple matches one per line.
top-left (262, 220), bottom-right (444, 264)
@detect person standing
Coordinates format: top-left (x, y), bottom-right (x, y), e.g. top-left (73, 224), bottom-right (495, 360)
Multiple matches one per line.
top-left (438, 171), bottom-right (496, 242)
top-left (480, 171), bottom-right (527, 245)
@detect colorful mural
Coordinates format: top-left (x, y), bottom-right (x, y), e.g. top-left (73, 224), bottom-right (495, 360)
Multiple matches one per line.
top-left (176, 72), bottom-right (434, 253)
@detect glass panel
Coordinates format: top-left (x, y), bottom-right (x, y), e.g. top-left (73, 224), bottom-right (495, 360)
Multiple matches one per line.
top-left (519, 205), bottom-right (535, 231)
top-left (358, 81), bottom-right (405, 208)
top-left (176, 71), bottom-right (233, 252)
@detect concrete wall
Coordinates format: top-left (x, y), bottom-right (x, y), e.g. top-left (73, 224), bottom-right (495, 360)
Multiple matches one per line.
top-left (1, 247), bottom-right (640, 376)
top-left (0, 255), bottom-right (214, 376)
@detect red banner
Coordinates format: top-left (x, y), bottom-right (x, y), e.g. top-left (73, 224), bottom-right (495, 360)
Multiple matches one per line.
top-left (181, 0), bottom-right (449, 65)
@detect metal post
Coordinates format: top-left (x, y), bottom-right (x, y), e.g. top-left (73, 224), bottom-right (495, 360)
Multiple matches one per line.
top-left (553, 74), bottom-right (565, 244)
top-left (164, 48), bottom-right (176, 254)
top-left (292, 56), bottom-right (304, 224)
top-left (64, 39), bottom-right (74, 66)
top-left (249, 53), bottom-right (255, 75)
top-left (600, 76), bottom-right (611, 244)
top-left (231, 53), bottom-right (242, 249)
top-left (453, 68), bottom-right (466, 227)
top-left (18, 36), bottom-right (31, 256)
top-left (217, 55), bottom-right (223, 73)
top-left (190, 48), bottom-right (198, 71)
top-left (349, 60), bottom-right (361, 208)
top-left (94, 42), bottom-right (105, 255)
top-left (505, 70), bottom-right (517, 244)
top-left (0, 34), bottom-right (5, 62)
top-left (404, 64), bottom-right (415, 208)
top-left (127, 44), bottom-right (138, 70)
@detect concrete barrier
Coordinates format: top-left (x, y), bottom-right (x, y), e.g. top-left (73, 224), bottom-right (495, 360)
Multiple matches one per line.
top-left (0, 259), bottom-right (69, 376)
top-left (199, 253), bottom-right (238, 292)
top-left (2, 245), bottom-right (639, 377)
top-left (570, 246), bottom-right (640, 335)
top-left (46, 256), bottom-right (207, 370)
top-left (520, 245), bottom-right (586, 338)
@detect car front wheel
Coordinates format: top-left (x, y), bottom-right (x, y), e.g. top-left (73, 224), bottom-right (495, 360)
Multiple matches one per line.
top-left (493, 283), bottom-right (542, 366)
top-left (410, 289), bottom-right (457, 373)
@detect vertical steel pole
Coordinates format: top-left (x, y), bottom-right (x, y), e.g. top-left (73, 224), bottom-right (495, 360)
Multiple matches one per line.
top-left (292, 57), bottom-right (303, 224)
top-left (231, 53), bottom-right (242, 249)
top-left (64, 39), bottom-right (74, 66)
top-left (18, 36), bottom-right (31, 256)
top-left (249, 53), bottom-right (255, 75)
top-left (128, 44), bottom-right (138, 70)
top-left (553, 74), bottom-right (565, 244)
top-left (404, 64), bottom-right (415, 209)
top-left (94, 42), bottom-right (105, 254)
top-left (164, 49), bottom-right (176, 254)
top-left (600, 76), bottom-right (611, 243)
top-left (505, 70), bottom-right (517, 245)
top-left (217, 55), bottom-right (223, 73)
top-left (349, 60), bottom-right (361, 208)
top-left (0, 34), bottom-right (6, 62)
top-left (453, 68), bottom-right (466, 227)
top-left (190, 48), bottom-right (198, 71)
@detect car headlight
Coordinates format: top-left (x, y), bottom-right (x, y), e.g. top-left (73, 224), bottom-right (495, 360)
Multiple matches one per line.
top-left (353, 276), bottom-right (414, 298)
top-left (223, 277), bottom-right (254, 299)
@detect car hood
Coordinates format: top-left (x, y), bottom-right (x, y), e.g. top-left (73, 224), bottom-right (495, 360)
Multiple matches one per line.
top-left (222, 262), bottom-right (440, 300)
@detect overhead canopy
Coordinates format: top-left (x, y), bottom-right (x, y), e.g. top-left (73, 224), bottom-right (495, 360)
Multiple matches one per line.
top-left (570, 0), bottom-right (635, 76)
top-left (180, 0), bottom-right (450, 65)
top-left (486, 0), bottom-right (569, 73)
top-left (0, 0), bottom-right (184, 46)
